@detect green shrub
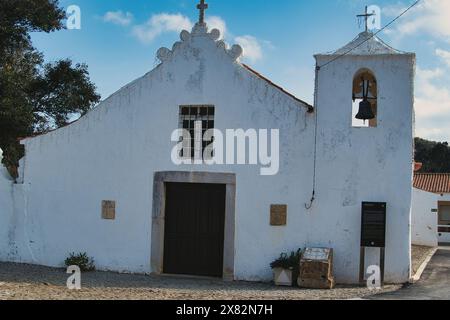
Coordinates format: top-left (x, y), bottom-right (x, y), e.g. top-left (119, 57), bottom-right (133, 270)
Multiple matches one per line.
top-left (270, 249), bottom-right (302, 271)
top-left (65, 252), bottom-right (96, 272)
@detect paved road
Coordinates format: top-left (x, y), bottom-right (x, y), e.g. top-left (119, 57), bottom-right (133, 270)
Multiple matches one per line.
top-left (371, 247), bottom-right (450, 300)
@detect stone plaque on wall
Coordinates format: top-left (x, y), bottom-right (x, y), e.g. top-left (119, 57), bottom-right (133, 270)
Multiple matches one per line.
top-left (270, 205), bottom-right (287, 226)
top-left (102, 200), bottom-right (116, 220)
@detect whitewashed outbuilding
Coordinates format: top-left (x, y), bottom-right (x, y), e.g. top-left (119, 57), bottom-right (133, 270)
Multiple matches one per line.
top-left (0, 10), bottom-right (415, 284)
top-left (412, 173), bottom-right (450, 246)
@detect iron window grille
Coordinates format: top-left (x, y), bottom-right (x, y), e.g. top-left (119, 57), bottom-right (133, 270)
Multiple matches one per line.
top-left (179, 105), bottom-right (215, 159)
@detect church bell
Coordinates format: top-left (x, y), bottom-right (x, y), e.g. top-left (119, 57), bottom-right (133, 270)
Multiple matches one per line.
top-left (355, 79), bottom-right (375, 121)
top-left (355, 99), bottom-right (375, 121)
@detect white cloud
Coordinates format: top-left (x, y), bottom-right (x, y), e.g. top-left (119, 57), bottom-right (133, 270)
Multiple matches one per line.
top-left (206, 17), bottom-right (268, 62)
top-left (132, 13), bottom-right (193, 44)
top-left (205, 16), bottom-right (227, 38)
top-left (414, 67), bottom-right (450, 141)
top-left (415, 67), bottom-right (446, 118)
top-left (132, 14), bottom-right (226, 44)
top-left (103, 11), bottom-right (134, 26)
top-left (436, 48), bottom-right (450, 68)
top-left (381, 1), bottom-right (450, 141)
top-left (130, 13), bottom-right (267, 62)
top-left (234, 35), bottom-right (263, 63)
top-left (383, 0), bottom-right (450, 41)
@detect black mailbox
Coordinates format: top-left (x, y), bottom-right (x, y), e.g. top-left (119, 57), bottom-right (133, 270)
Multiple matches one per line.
top-left (361, 202), bottom-right (386, 248)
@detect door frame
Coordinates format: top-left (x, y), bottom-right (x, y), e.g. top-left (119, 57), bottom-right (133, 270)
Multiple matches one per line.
top-left (438, 201), bottom-right (450, 244)
top-left (151, 171), bottom-right (236, 281)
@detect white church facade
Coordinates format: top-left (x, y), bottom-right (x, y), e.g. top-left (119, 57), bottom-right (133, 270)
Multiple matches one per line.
top-left (0, 5), bottom-right (415, 284)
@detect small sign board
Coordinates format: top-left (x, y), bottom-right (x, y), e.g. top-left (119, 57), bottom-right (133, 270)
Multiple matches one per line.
top-left (270, 205), bottom-right (287, 226)
top-left (361, 202), bottom-right (386, 248)
top-left (302, 248), bottom-right (332, 262)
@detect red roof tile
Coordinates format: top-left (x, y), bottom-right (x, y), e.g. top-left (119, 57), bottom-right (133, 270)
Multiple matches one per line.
top-left (414, 162), bottom-right (423, 172)
top-left (414, 173), bottom-right (450, 194)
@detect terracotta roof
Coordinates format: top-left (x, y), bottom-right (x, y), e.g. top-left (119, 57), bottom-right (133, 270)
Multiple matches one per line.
top-left (241, 64), bottom-right (314, 113)
top-left (414, 173), bottom-right (450, 194)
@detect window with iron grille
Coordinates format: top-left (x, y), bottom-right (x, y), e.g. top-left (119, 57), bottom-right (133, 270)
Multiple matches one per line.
top-left (179, 105), bottom-right (215, 159)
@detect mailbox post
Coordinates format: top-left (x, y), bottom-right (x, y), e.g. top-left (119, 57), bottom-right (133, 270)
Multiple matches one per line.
top-left (359, 202), bottom-right (387, 285)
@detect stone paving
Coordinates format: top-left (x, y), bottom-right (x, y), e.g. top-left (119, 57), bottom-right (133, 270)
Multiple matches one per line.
top-left (0, 262), bottom-right (401, 300)
top-left (0, 246), bottom-right (436, 300)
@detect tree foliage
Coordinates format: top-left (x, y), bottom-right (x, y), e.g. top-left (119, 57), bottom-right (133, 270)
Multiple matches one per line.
top-left (31, 60), bottom-right (100, 130)
top-left (415, 138), bottom-right (450, 173)
top-left (0, 0), bottom-right (100, 175)
top-left (0, 0), bottom-right (65, 51)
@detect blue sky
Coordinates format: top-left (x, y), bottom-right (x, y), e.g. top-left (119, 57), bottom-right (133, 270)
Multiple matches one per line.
top-left (31, 0), bottom-right (450, 141)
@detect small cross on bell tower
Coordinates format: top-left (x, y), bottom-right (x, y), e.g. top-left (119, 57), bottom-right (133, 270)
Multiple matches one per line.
top-left (357, 6), bottom-right (376, 32)
top-left (197, 0), bottom-right (208, 25)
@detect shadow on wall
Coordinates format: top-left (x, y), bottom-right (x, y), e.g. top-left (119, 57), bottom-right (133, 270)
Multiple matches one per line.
top-left (0, 148), bottom-right (15, 262)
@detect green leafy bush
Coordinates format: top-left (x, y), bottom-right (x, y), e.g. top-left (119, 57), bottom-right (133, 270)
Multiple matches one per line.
top-left (270, 249), bottom-right (302, 271)
top-left (270, 249), bottom-right (302, 286)
top-left (415, 138), bottom-right (450, 173)
top-left (65, 252), bottom-right (95, 272)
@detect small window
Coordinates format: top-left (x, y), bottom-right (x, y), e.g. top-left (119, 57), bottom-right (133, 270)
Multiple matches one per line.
top-left (352, 69), bottom-right (377, 128)
top-left (178, 105), bottom-right (215, 160)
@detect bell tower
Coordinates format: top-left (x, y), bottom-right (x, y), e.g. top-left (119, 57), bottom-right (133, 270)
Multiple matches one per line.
top-left (311, 28), bottom-right (415, 283)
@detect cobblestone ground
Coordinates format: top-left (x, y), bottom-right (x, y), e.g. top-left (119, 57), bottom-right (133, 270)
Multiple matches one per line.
top-left (0, 263), bottom-right (402, 300)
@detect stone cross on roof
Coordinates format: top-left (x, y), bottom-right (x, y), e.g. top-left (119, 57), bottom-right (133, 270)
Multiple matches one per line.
top-left (357, 6), bottom-right (376, 32)
top-left (197, 0), bottom-right (208, 25)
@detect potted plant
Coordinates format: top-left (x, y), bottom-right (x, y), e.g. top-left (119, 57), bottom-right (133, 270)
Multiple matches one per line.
top-left (270, 249), bottom-right (302, 286)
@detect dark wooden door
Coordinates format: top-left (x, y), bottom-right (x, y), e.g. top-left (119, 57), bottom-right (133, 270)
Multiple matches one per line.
top-left (163, 183), bottom-right (226, 277)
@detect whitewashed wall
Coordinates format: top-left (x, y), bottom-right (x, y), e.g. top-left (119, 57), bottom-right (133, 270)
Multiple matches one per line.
top-left (314, 52), bottom-right (415, 283)
top-left (411, 188), bottom-right (438, 247)
top-left (0, 27), bottom-right (414, 284)
top-left (411, 188), bottom-right (450, 247)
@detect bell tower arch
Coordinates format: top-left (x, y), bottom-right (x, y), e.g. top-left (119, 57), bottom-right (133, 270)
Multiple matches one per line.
top-left (352, 68), bottom-right (377, 128)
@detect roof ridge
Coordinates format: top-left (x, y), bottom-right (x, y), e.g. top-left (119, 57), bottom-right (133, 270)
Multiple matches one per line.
top-left (319, 31), bottom-right (408, 56)
top-left (414, 173), bottom-right (450, 194)
top-left (241, 63), bottom-right (314, 113)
